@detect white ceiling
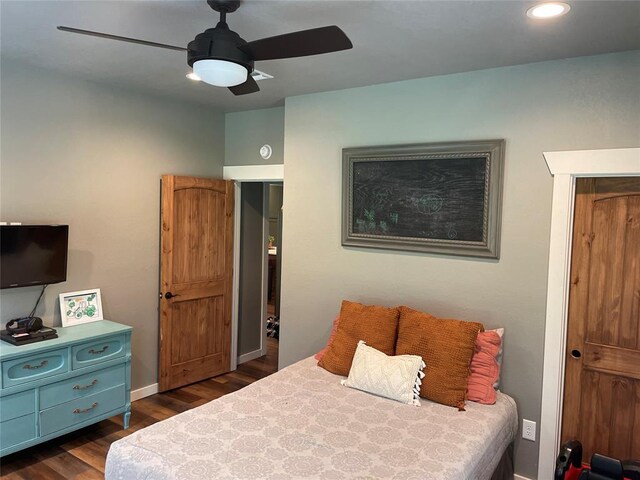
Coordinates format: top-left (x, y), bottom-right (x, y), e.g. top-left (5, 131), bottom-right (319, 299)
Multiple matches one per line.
top-left (1, 1), bottom-right (639, 112)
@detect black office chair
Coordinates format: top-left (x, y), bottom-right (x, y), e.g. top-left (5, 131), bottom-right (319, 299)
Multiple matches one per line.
top-left (555, 440), bottom-right (640, 480)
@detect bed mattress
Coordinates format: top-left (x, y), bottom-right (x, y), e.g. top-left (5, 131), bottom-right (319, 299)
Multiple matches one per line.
top-left (105, 356), bottom-right (517, 480)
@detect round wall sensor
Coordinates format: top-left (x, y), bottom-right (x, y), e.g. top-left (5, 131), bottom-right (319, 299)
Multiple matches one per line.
top-left (260, 144), bottom-right (273, 160)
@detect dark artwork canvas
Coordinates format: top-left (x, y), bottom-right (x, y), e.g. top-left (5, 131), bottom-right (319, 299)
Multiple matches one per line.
top-left (342, 140), bottom-right (504, 258)
top-left (351, 157), bottom-right (487, 242)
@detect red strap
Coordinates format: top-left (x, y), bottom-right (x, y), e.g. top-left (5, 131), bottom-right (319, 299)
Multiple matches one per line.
top-left (566, 464), bottom-right (584, 480)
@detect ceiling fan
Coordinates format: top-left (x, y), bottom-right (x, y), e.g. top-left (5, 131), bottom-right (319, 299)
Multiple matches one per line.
top-left (57, 0), bottom-right (353, 96)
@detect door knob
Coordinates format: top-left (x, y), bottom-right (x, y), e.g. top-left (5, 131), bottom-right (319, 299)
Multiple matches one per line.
top-left (570, 349), bottom-right (582, 359)
top-left (164, 292), bottom-right (179, 299)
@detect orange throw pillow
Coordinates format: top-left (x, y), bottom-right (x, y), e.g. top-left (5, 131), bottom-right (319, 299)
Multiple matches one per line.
top-left (314, 314), bottom-right (340, 361)
top-left (466, 330), bottom-right (502, 404)
top-left (395, 306), bottom-right (483, 410)
top-left (318, 300), bottom-right (399, 376)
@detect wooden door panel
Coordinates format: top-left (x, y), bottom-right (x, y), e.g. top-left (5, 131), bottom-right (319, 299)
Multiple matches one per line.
top-left (169, 284), bottom-right (226, 302)
top-left (579, 371), bottom-right (614, 460)
top-left (621, 198), bottom-right (640, 349)
top-left (586, 199), bottom-right (609, 345)
top-left (578, 370), bottom-right (602, 459)
top-left (163, 354), bottom-right (225, 390)
top-left (584, 342), bottom-right (640, 379)
top-left (159, 175), bottom-right (234, 392)
top-left (634, 383), bottom-right (640, 456)
top-left (580, 372), bottom-right (634, 460)
top-left (174, 176), bottom-right (228, 192)
top-left (587, 194), bottom-right (640, 347)
top-left (170, 296), bottom-right (224, 364)
top-left (592, 197), bottom-right (626, 345)
top-left (562, 177), bottom-right (640, 462)
top-left (172, 188), bottom-right (225, 284)
top-left (610, 377), bottom-right (634, 459)
top-left (595, 176), bottom-right (640, 195)
top-left (562, 179), bottom-right (595, 440)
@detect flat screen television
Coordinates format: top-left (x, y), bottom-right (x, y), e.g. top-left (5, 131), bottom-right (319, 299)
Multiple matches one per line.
top-left (1, 225), bottom-right (69, 289)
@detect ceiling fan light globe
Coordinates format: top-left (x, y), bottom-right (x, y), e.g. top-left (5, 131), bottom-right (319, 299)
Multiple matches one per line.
top-left (193, 59), bottom-right (247, 87)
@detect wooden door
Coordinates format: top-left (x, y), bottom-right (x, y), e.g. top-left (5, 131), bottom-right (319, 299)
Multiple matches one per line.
top-left (159, 175), bottom-right (234, 391)
top-left (562, 177), bottom-right (640, 461)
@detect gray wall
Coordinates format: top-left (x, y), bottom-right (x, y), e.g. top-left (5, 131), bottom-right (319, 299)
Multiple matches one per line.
top-left (225, 107), bottom-right (285, 165)
top-left (0, 59), bottom-right (225, 391)
top-left (279, 51), bottom-right (640, 479)
top-left (268, 184), bottom-right (283, 244)
top-left (238, 182), bottom-right (264, 357)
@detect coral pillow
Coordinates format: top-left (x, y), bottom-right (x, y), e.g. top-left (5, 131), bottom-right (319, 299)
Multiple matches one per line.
top-left (466, 330), bottom-right (502, 404)
top-left (318, 300), bottom-right (400, 377)
top-left (314, 315), bottom-right (340, 361)
top-left (395, 306), bottom-right (483, 410)
top-left (492, 328), bottom-right (505, 389)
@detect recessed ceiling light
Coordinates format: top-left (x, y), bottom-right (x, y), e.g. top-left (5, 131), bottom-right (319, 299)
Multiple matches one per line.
top-left (186, 72), bottom-right (201, 81)
top-left (527, 2), bottom-right (570, 19)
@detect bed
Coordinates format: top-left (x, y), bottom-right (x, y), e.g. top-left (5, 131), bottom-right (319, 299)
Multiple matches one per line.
top-left (105, 356), bottom-right (517, 480)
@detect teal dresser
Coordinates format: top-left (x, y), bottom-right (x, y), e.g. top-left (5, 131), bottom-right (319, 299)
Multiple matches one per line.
top-left (0, 320), bottom-right (131, 456)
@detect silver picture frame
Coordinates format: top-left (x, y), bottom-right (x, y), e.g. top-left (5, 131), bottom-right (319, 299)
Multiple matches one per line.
top-left (342, 140), bottom-right (505, 259)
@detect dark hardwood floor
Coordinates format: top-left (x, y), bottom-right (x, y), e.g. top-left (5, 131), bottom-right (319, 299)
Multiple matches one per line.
top-left (0, 337), bottom-right (278, 480)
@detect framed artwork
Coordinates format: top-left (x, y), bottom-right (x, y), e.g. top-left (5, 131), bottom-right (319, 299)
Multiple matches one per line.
top-left (342, 140), bottom-right (505, 259)
top-left (59, 288), bottom-right (104, 327)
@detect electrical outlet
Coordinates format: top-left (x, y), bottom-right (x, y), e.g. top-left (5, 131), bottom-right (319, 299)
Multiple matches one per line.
top-left (522, 419), bottom-right (536, 441)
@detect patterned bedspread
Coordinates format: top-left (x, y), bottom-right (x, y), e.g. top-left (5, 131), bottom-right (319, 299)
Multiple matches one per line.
top-left (105, 356), bottom-right (517, 480)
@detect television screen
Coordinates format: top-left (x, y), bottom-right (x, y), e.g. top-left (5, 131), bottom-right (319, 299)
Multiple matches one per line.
top-left (1, 225), bottom-right (69, 289)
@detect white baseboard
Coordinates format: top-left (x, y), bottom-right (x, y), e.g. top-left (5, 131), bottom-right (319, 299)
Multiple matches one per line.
top-left (131, 345), bottom-right (268, 400)
top-left (131, 383), bottom-right (158, 402)
top-left (238, 348), bottom-right (263, 364)
top-left (514, 474), bottom-right (533, 480)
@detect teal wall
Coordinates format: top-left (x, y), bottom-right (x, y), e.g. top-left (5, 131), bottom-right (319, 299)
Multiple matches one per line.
top-left (279, 51), bottom-right (640, 479)
top-left (225, 107), bottom-right (285, 165)
top-left (238, 182), bottom-right (265, 357)
top-left (0, 59), bottom-right (225, 392)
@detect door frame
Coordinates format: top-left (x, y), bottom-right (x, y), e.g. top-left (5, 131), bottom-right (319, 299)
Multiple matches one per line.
top-left (538, 147), bottom-right (640, 478)
top-left (223, 165), bottom-right (284, 370)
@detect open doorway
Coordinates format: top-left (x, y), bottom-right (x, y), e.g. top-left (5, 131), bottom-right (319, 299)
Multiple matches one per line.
top-left (266, 183), bottom-right (283, 340)
top-left (236, 181), bottom-right (282, 371)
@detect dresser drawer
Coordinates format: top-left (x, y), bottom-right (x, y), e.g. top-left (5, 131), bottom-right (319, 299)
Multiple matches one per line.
top-left (0, 389), bottom-right (36, 422)
top-left (1, 348), bottom-right (69, 388)
top-left (0, 414), bottom-right (37, 452)
top-left (71, 335), bottom-right (126, 369)
top-left (40, 364), bottom-right (125, 410)
top-left (40, 383), bottom-right (126, 437)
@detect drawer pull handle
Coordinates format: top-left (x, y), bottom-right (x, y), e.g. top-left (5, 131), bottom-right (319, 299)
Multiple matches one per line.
top-left (73, 402), bottom-right (98, 414)
top-left (88, 346), bottom-right (109, 355)
top-left (73, 379), bottom-right (98, 390)
top-left (23, 360), bottom-right (49, 370)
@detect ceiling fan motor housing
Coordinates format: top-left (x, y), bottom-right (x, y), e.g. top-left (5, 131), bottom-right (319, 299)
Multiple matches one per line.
top-left (206, 0), bottom-right (240, 14)
top-left (187, 26), bottom-right (254, 73)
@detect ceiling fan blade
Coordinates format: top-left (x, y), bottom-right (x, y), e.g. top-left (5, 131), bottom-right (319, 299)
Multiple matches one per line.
top-left (239, 26), bottom-right (352, 61)
top-left (228, 75), bottom-right (260, 96)
top-left (57, 26), bottom-right (187, 52)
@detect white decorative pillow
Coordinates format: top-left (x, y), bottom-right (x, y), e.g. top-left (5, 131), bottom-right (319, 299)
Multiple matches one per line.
top-left (341, 340), bottom-right (426, 406)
